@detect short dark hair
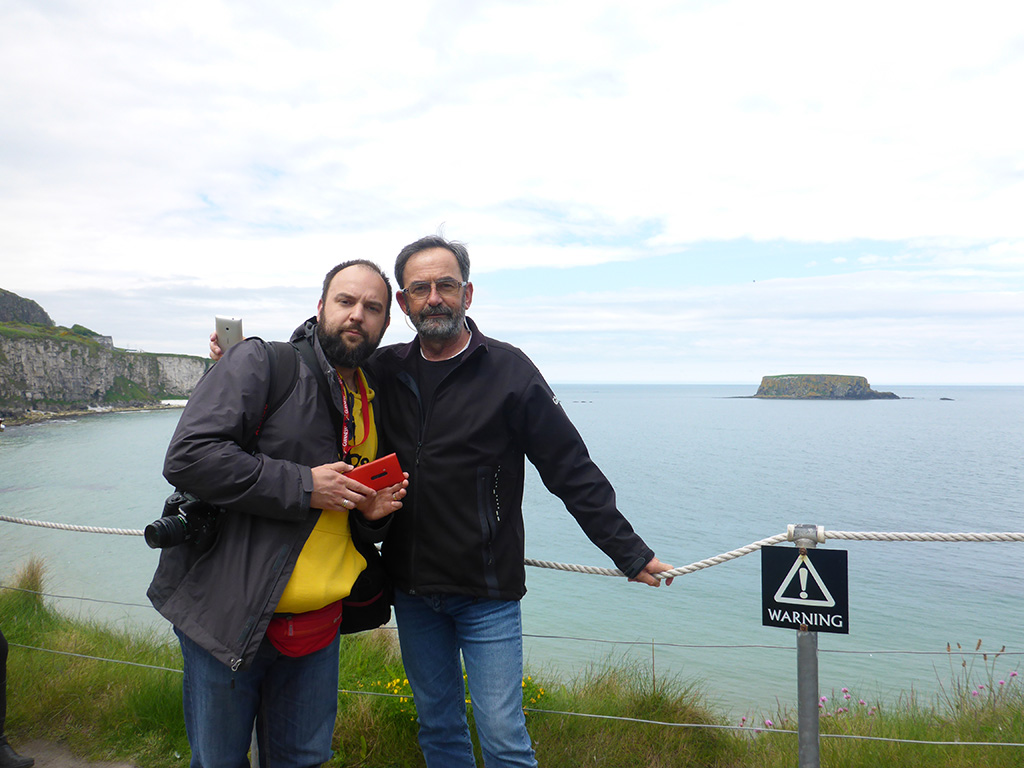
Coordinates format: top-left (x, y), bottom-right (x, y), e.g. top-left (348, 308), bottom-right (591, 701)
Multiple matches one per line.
top-left (394, 235), bottom-right (471, 288)
top-left (321, 259), bottom-right (393, 325)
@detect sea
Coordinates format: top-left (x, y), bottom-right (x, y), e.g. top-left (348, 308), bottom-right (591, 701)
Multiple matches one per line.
top-left (1, 384), bottom-right (1022, 720)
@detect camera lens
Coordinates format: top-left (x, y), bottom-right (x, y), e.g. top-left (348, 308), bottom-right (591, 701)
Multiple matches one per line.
top-left (145, 514), bottom-right (187, 549)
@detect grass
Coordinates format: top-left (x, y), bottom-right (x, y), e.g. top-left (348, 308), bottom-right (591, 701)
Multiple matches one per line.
top-left (3, 559), bottom-right (1024, 767)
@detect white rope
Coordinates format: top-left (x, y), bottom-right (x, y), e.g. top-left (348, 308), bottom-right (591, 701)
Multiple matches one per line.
top-left (825, 531), bottom-right (1024, 543)
top-left (4, 514), bottom-right (1023, 573)
top-left (526, 532), bottom-right (792, 579)
top-left (0, 514), bottom-right (143, 536)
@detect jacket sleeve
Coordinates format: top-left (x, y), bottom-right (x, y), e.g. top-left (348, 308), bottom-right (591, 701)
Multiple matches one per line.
top-left (512, 370), bottom-right (654, 578)
top-left (163, 339), bottom-right (313, 520)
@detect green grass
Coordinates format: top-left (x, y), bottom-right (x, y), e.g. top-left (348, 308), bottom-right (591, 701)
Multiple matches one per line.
top-left (103, 375), bottom-right (158, 404)
top-left (3, 559), bottom-right (1023, 767)
top-left (0, 321), bottom-right (107, 346)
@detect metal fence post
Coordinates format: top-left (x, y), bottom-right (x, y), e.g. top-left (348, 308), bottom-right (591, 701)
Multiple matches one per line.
top-left (791, 524), bottom-right (821, 768)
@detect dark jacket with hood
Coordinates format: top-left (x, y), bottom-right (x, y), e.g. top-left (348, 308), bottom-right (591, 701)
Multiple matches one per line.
top-left (147, 319), bottom-right (389, 671)
top-left (368, 316), bottom-right (653, 600)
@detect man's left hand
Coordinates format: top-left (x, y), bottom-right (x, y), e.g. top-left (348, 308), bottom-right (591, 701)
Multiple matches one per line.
top-left (630, 557), bottom-right (675, 587)
top-left (357, 475), bottom-right (409, 521)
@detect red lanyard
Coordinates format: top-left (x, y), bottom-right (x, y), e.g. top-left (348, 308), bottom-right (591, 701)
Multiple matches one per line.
top-left (338, 371), bottom-right (370, 456)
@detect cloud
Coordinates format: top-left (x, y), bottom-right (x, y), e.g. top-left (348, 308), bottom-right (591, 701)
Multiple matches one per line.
top-left (2, 1), bottom-right (1022, 383)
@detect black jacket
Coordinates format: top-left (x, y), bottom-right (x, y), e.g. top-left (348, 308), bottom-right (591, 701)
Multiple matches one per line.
top-left (368, 317), bottom-right (653, 600)
top-left (147, 320), bottom-right (389, 671)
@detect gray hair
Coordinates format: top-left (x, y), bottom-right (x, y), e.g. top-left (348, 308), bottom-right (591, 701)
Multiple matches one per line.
top-left (394, 235), bottom-right (470, 288)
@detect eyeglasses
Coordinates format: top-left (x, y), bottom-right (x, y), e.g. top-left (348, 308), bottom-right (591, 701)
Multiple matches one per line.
top-left (401, 278), bottom-right (467, 301)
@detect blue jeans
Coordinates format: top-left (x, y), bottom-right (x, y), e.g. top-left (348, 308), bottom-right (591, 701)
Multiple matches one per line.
top-left (393, 592), bottom-right (537, 768)
top-left (175, 628), bottom-right (340, 768)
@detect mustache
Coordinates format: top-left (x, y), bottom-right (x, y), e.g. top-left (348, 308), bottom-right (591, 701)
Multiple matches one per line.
top-left (338, 324), bottom-right (367, 338)
top-left (420, 306), bottom-right (454, 318)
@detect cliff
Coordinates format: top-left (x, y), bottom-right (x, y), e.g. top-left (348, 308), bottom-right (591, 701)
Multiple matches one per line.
top-left (754, 374), bottom-right (898, 400)
top-left (0, 319), bottom-right (211, 420)
top-left (0, 288), bottom-right (54, 326)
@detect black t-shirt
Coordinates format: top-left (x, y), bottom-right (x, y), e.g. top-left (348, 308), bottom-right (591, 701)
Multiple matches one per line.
top-left (415, 349), bottom-right (466, 408)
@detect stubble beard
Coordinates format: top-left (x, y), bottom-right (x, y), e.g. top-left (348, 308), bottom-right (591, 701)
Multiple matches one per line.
top-left (412, 302), bottom-right (466, 341)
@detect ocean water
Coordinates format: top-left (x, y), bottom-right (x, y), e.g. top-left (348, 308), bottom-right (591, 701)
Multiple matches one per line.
top-left (1, 384), bottom-right (1023, 719)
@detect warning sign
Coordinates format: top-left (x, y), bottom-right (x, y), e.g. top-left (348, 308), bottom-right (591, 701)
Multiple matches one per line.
top-left (762, 547), bottom-right (849, 634)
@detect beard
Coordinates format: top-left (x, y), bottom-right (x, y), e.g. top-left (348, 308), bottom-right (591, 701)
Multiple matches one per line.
top-left (316, 312), bottom-right (383, 369)
top-left (411, 301), bottom-right (466, 341)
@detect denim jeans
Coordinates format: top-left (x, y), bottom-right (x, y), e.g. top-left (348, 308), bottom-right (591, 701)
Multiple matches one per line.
top-left (393, 592), bottom-right (537, 768)
top-left (175, 628), bottom-right (340, 768)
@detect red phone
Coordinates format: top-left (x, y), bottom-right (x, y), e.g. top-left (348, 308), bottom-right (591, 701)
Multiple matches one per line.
top-left (344, 453), bottom-right (403, 491)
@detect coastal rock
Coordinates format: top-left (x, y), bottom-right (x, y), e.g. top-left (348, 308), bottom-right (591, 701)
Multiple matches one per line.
top-left (754, 374), bottom-right (898, 400)
top-left (1, 315), bottom-right (211, 420)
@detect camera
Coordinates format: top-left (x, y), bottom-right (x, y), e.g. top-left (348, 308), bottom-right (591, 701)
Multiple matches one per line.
top-left (145, 491), bottom-right (221, 550)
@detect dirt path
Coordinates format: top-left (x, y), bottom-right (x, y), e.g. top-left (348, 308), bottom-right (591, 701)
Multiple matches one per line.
top-left (16, 741), bottom-right (139, 768)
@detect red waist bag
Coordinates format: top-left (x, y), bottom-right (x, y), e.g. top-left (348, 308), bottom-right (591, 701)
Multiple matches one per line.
top-left (265, 597), bottom-right (345, 657)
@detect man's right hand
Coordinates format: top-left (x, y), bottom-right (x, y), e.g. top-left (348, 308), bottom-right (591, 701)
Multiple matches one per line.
top-left (310, 460), bottom-right (375, 512)
top-left (210, 332), bottom-right (225, 361)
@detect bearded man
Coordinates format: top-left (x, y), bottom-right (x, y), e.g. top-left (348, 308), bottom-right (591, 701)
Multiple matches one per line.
top-left (149, 260), bottom-right (407, 768)
top-left (368, 236), bottom-right (674, 768)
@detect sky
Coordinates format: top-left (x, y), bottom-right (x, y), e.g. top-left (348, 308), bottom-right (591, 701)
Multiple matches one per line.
top-left (1, 1), bottom-right (1022, 385)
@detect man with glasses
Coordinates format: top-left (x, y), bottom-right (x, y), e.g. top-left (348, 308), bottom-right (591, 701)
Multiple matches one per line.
top-left (369, 235), bottom-right (674, 768)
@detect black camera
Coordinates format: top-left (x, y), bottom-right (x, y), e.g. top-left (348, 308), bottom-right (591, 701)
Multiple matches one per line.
top-left (145, 491), bottom-right (221, 550)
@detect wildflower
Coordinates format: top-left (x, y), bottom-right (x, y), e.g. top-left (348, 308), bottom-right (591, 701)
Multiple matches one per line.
top-left (820, 695), bottom-right (828, 703)
top-left (859, 700), bottom-right (866, 706)
top-left (841, 688), bottom-right (849, 693)
top-left (844, 694), bottom-right (851, 700)
top-left (1011, 671), bottom-right (1019, 679)
top-left (971, 691), bottom-right (979, 697)
top-left (999, 680), bottom-right (1006, 686)
top-left (764, 719), bottom-right (774, 728)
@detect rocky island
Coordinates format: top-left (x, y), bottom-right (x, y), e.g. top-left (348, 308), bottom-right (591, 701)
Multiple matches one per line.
top-left (754, 374), bottom-right (898, 400)
top-left (1, 288), bottom-right (211, 423)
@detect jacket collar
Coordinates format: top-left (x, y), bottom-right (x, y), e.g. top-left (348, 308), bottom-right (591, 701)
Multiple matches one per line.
top-left (291, 316), bottom-right (338, 381)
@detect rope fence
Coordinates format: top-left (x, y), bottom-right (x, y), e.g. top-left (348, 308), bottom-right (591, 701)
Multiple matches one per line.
top-left (3, 514), bottom-right (1024, 752)
top-left (6, 513), bottom-right (1024, 580)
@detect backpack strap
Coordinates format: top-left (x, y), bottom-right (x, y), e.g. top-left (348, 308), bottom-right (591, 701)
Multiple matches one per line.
top-left (293, 335), bottom-right (348, 460)
top-left (245, 340), bottom-right (300, 453)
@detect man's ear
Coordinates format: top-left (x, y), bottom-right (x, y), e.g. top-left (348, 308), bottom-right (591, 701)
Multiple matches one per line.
top-left (463, 282), bottom-right (473, 310)
top-left (316, 298), bottom-right (324, 317)
top-left (396, 291), bottom-right (410, 315)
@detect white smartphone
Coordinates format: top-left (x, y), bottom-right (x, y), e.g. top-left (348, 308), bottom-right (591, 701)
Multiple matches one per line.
top-left (215, 316), bottom-right (244, 351)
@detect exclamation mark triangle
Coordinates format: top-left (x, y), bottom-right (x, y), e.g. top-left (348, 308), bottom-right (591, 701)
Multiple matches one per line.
top-left (774, 553), bottom-right (836, 608)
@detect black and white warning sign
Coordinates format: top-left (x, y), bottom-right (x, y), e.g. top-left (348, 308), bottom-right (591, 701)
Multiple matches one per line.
top-left (761, 547), bottom-right (849, 634)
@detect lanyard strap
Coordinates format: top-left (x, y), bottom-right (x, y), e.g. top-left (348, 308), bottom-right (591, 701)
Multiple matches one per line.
top-left (337, 370), bottom-right (371, 455)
